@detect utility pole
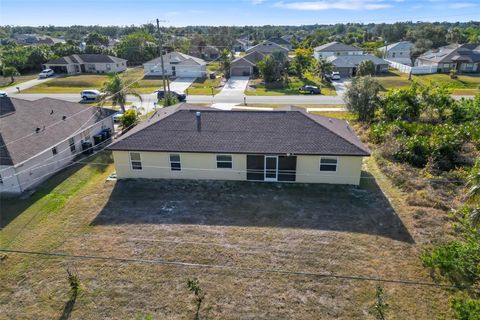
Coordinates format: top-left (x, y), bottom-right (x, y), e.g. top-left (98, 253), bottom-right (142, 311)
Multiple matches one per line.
top-left (156, 18), bottom-right (170, 106)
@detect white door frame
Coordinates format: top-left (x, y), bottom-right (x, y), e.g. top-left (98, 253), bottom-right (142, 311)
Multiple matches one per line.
top-left (264, 155), bottom-right (278, 182)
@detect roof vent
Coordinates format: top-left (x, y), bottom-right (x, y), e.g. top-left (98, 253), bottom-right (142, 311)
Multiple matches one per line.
top-left (62, 115), bottom-right (67, 120)
top-left (50, 109), bottom-right (54, 115)
top-left (328, 118), bottom-right (333, 123)
top-left (196, 111), bottom-right (201, 132)
top-left (35, 127), bottom-right (40, 133)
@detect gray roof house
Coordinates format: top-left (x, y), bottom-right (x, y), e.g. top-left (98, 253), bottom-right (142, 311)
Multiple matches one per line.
top-left (44, 54), bottom-right (127, 75)
top-left (230, 51), bottom-right (265, 77)
top-left (314, 42), bottom-right (364, 60)
top-left (379, 41), bottom-right (413, 65)
top-left (246, 40), bottom-right (289, 55)
top-left (268, 37), bottom-right (293, 51)
top-left (143, 51), bottom-right (207, 78)
top-left (108, 104), bottom-right (370, 185)
top-left (327, 54), bottom-right (389, 77)
top-left (0, 97), bottom-right (116, 194)
top-left (415, 44), bottom-right (480, 73)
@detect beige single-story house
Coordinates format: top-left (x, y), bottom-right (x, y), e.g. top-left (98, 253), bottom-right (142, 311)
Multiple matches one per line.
top-left (0, 97), bottom-right (116, 194)
top-left (108, 104), bottom-right (370, 185)
top-left (230, 51), bottom-right (265, 77)
top-left (43, 54), bottom-right (127, 75)
top-left (143, 51), bottom-right (207, 78)
top-left (327, 54), bottom-right (389, 77)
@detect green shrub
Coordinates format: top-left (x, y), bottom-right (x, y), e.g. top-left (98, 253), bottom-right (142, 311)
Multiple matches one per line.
top-left (451, 296), bottom-right (480, 320)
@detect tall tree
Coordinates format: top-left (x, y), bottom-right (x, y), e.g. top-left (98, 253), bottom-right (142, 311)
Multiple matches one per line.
top-left (314, 58), bottom-right (334, 82)
top-left (100, 73), bottom-right (142, 113)
top-left (116, 31), bottom-right (157, 65)
top-left (344, 76), bottom-right (381, 121)
top-left (356, 60), bottom-right (376, 76)
top-left (220, 48), bottom-right (232, 79)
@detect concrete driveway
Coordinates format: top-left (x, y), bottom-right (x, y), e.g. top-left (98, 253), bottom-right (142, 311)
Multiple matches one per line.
top-left (3, 75), bottom-right (58, 95)
top-left (217, 76), bottom-right (250, 96)
top-left (169, 77), bottom-right (195, 93)
top-left (331, 79), bottom-right (349, 96)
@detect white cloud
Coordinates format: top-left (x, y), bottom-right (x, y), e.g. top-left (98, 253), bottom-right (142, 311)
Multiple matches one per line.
top-left (251, 0), bottom-right (267, 4)
top-left (274, 0), bottom-right (394, 10)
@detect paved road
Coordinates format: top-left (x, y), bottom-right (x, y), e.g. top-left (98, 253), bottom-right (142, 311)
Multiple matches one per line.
top-left (2, 76), bottom-right (57, 94)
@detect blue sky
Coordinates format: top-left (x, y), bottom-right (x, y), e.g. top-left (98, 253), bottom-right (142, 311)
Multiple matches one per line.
top-left (1, 0), bottom-right (479, 26)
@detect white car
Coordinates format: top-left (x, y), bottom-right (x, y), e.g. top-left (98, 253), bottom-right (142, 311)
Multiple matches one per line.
top-left (112, 112), bottom-right (123, 122)
top-left (81, 90), bottom-right (102, 100)
top-left (38, 69), bottom-right (54, 78)
top-left (331, 72), bottom-right (341, 80)
top-left (0, 91), bottom-right (7, 97)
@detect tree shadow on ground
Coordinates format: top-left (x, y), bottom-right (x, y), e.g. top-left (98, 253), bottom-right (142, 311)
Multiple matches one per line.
top-left (91, 171), bottom-right (414, 243)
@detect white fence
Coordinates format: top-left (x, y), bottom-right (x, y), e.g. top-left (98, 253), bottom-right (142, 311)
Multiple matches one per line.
top-left (386, 59), bottom-right (437, 75)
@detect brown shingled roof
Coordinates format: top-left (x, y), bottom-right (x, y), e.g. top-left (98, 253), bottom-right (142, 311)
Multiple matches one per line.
top-left (108, 104), bottom-right (370, 156)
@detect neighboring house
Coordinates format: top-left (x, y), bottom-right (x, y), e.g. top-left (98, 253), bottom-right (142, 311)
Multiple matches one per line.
top-left (229, 51), bottom-right (265, 76)
top-left (108, 104), bottom-right (370, 185)
top-left (0, 97), bottom-right (116, 194)
top-left (190, 45), bottom-right (221, 61)
top-left (43, 54), bottom-right (128, 75)
top-left (233, 37), bottom-right (250, 52)
top-left (143, 51), bottom-right (207, 78)
top-left (379, 41), bottom-right (413, 65)
top-left (415, 44), bottom-right (480, 73)
top-left (327, 54), bottom-right (389, 77)
top-left (268, 37), bottom-right (293, 51)
top-left (246, 40), bottom-right (289, 55)
top-left (314, 41), bottom-right (364, 60)
top-left (14, 34), bottom-right (66, 45)
top-left (107, 38), bottom-right (120, 49)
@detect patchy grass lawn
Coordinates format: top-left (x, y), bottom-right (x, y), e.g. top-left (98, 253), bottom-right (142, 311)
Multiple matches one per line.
top-left (238, 104), bottom-right (344, 109)
top-left (374, 69), bottom-right (480, 95)
top-left (414, 73), bottom-right (480, 95)
top-left (207, 61), bottom-right (222, 73)
top-left (310, 111), bottom-right (355, 120)
top-left (374, 70), bottom-right (411, 92)
top-left (246, 73), bottom-right (336, 96)
top-left (0, 74), bottom-right (38, 88)
top-left (22, 68), bottom-right (161, 94)
top-left (0, 150), bottom-right (451, 319)
top-left (186, 76), bottom-right (222, 95)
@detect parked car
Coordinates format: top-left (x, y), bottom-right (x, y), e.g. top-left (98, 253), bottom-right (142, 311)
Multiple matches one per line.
top-left (331, 72), bottom-right (341, 81)
top-left (81, 90), bottom-right (102, 101)
top-left (299, 85), bottom-right (321, 94)
top-left (112, 112), bottom-right (123, 122)
top-left (156, 90), bottom-right (187, 102)
top-left (0, 91), bottom-right (7, 97)
top-left (38, 69), bottom-right (54, 78)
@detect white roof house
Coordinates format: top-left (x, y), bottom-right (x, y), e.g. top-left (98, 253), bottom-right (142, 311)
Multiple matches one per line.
top-left (44, 54), bottom-right (128, 75)
top-left (143, 52), bottom-right (207, 78)
top-left (379, 41), bottom-right (413, 65)
top-left (314, 42), bottom-right (364, 60)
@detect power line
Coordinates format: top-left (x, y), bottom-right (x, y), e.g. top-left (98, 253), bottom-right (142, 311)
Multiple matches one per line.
top-left (0, 248), bottom-right (452, 288)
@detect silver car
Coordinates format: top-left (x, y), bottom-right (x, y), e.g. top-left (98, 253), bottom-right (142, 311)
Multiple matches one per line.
top-left (38, 68), bottom-right (54, 78)
top-left (81, 89), bottom-right (102, 100)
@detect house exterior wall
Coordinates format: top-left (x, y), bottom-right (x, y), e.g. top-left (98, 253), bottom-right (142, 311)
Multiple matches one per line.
top-left (0, 165), bottom-right (21, 194)
top-left (314, 50), bottom-right (363, 60)
top-left (44, 62), bottom-right (127, 75)
top-left (112, 151), bottom-right (364, 185)
top-left (1, 116), bottom-right (114, 194)
top-left (143, 63), bottom-right (206, 77)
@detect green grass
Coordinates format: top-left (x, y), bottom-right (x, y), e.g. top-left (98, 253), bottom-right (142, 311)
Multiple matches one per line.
top-left (186, 76), bottom-right (222, 95)
top-left (207, 62), bottom-right (222, 73)
top-left (246, 73), bottom-right (336, 96)
top-left (0, 74), bottom-right (38, 88)
top-left (22, 68), bottom-right (160, 94)
top-left (374, 69), bottom-right (480, 95)
top-left (310, 111), bottom-right (355, 120)
top-left (238, 104), bottom-right (344, 109)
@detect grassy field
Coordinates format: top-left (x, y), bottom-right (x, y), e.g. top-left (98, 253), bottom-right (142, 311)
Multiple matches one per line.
top-left (0, 149), bottom-right (452, 319)
top-left (186, 76), bottom-right (222, 95)
top-left (374, 69), bottom-right (480, 95)
top-left (22, 68), bottom-right (162, 94)
top-left (246, 73), bottom-right (336, 96)
top-left (0, 74), bottom-right (38, 88)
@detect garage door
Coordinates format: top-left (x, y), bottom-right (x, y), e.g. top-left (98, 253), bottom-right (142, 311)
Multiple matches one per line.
top-left (231, 67), bottom-right (251, 77)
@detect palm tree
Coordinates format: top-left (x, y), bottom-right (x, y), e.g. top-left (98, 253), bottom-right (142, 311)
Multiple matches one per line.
top-left (220, 48), bottom-right (232, 79)
top-left (100, 73), bottom-right (142, 113)
top-left (315, 58), bottom-right (334, 82)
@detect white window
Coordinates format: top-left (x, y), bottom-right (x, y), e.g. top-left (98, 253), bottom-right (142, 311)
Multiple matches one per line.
top-left (170, 154), bottom-right (181, 171)
top-left (216, 155), bottom-right (233, 169)
top-left (69, 137), bottom-right (76, 152)
top-left (52, 147), bottom-right (57, 156)
top-left (320, 157), bottom-right (338, 172)
top-left (129, 152), bottom-right (142, 170)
